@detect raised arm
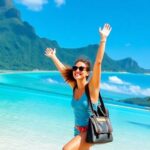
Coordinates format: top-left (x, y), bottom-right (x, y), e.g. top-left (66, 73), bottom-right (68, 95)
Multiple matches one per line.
top-left (45, 48), bottom-right (74, 88)
top-left (45, 48), bottom-right (66, 72)
top-left (89, 24), bottom-right (112, 102)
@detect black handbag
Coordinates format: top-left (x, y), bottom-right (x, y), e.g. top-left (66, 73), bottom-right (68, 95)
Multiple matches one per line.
top-left (85, 84), bottom-right (113, 144)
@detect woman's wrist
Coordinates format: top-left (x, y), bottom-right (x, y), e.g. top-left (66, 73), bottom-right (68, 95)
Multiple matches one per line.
top-left (51, 55), bottom-right (57, 61)
top-left (100, 40), bottom-right (106, 43)
top-left (100, 37), bottom-right (107, 43)
top-left (100, 40), bottom-right (106, 44)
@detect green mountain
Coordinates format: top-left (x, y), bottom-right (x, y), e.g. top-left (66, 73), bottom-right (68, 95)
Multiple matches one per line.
top-left (0, 0), bottom-right (149, 73)
top-left (119, 97), bottom-right (150, 108)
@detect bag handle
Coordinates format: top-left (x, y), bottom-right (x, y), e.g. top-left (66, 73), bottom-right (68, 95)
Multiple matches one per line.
top-left (85, 84), bottom-right (107, 116)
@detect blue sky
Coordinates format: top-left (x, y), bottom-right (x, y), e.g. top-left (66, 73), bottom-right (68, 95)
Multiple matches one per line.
top-left (14, 0), bottom-right (150, 69)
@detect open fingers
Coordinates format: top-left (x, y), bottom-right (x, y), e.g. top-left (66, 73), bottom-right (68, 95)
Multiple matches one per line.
top-left (45, 48), bottom-right (56, 57)
top-left (104, 23), bottom-right (112, 31)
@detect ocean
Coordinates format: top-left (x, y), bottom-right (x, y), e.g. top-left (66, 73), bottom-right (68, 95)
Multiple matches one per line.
top-left (0, 71), bottom-right (150, 150)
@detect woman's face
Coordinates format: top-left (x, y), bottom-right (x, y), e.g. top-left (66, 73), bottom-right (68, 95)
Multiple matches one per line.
top-left (72, 61), bottom-right (89, 80)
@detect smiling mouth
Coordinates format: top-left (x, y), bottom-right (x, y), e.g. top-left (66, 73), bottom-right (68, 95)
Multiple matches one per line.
top-left (74, 72), bottom-right (82, 76)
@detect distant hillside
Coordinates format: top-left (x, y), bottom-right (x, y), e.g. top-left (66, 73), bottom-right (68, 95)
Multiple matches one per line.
top-left (0, 0), bottom-right (149, 73)
top-left (119, 97), bottom-right (150, 108)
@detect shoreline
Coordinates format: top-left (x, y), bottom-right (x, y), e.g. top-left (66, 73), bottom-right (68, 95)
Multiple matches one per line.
top-left (0, 70), bottom-right (148, 75)
top-left (0, 70), bottom-right (58, 75)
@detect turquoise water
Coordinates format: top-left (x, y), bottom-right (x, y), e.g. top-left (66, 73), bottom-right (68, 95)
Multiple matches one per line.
top-left (0, 71), bottom-right (150, 150)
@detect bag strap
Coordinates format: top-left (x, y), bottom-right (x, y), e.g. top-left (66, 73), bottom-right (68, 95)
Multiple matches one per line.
top-left (73, 84), bottom-right (77, 97)
top-left (85, 84), bottom-right (107, 116)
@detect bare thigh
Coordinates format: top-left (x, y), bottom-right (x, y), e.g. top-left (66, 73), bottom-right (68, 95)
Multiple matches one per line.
top-left (62, 132), bottom-right (93, 150)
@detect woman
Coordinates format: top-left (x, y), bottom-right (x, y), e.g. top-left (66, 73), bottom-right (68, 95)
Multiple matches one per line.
top-left (45, 24), bottom-right (112, 150)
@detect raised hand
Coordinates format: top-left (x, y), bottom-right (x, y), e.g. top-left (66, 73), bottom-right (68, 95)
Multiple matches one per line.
top-left (99, 24), bottom-right (112, 39)
top-left (45, 48), bottom-right (56, 59)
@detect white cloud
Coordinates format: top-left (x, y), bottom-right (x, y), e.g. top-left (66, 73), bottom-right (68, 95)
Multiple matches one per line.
top-left (106, 76), bottom-right (150, 96)
top-left (109, 76), bottom-right (130, 85)
top-left (16, 0), bottom-right (48, 11)
top-left (129, 85), bottom-right (150, 96)
top-left (101, 83), bottom-right (123, 93)
top-left (16, 0), bottom-right (65, 11)
top-left (54, 0), bottom-right (65, 7)
top-left (101, 82), bottom-right (150, 97)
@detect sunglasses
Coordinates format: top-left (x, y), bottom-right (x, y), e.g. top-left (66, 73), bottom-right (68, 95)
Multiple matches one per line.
top-left (72, 66), bottom-right (88, 71)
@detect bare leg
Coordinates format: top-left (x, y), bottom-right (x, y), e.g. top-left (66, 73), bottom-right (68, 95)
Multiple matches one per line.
top-left (62, 132), bottom-right (93, 150)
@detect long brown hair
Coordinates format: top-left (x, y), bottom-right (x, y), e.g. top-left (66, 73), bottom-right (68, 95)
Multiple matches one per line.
top-left (62, 58), bottom-right (91, 85)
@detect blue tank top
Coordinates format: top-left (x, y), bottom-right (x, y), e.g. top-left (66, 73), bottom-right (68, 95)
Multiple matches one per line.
top-left (71, 91), bottom-right (98, 126)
